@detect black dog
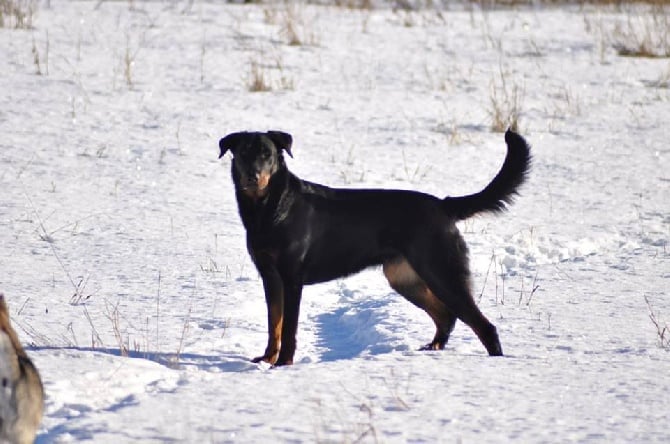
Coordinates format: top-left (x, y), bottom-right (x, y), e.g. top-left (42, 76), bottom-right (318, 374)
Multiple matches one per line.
top-left (219, 130), bottom-right (531, 365)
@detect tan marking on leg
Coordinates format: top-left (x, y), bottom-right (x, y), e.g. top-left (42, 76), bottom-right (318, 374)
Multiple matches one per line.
top-left (265, 313), bottom-right (282, 363)
top-left (253, 312), bottom-right (282, 364)
top-left (383, 258), bottom-right (421, 288)
top-left (383, 260), bottom-right (455, 349)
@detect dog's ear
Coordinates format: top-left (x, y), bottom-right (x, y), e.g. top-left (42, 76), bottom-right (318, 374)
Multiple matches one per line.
top-left (267, 131), bottom-right (293, 158)
top-left (219, 132), bottom-right (245, 159)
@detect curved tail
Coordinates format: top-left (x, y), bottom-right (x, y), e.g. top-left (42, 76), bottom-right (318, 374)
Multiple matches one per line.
top-left (443, 129), bottom-right (531, 221)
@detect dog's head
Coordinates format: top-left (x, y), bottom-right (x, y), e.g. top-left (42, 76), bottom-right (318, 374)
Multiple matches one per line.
top-left (219, 131), bottom-right (293, 199)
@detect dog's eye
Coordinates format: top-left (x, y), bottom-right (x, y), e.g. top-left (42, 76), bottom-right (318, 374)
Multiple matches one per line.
top-left (261, 150), bottom-right (271, 159)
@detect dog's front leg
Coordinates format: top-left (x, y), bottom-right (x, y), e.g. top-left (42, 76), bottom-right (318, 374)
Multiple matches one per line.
top-left (274, 279), bottom-right (303, 366)
top-left (252, 264), bottom-right (284, 365)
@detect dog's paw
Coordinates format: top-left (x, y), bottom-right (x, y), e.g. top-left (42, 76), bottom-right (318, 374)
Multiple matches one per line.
top-left (272, 359), bottom-right (293, 367)
top-left (251, 353), bottom-right (279, 365)
top-left (418, 341), bottom-right (445, 351)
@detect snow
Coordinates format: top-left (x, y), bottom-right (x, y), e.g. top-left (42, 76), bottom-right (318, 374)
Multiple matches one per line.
top-left (1, 1), bottom-right (669, 442)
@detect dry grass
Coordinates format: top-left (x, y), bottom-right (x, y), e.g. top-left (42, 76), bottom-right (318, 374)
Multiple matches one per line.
top-left (470, 0), bottom-right (670, 5)
top-left (0, 0), bottom-right (35, 29)
top-left (247, 53), bottom-right (295, 92)
top-left (248, 59), bottom-right (273, 92)
top-left (489, 66), bottom-right (524, 133)
top-left (278, 1), bottom-right (319, 47)
top-left (584, 3), bottom-right (670, 59)
top-left (612, 8), bottom-right (670, 58)
top-left (334, 0), bottom-right (373, 8)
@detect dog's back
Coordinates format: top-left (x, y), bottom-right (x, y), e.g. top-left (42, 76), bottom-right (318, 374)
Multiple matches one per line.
top-left (0, 294), bottom-right (44, 444)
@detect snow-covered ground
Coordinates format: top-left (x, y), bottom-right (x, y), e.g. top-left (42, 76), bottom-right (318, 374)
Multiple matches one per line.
top-left (1, 1), bottom-right (669, 442)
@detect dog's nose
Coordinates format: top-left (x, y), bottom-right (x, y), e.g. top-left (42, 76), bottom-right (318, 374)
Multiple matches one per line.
top-left (246, 172), bottom-right (260, 185)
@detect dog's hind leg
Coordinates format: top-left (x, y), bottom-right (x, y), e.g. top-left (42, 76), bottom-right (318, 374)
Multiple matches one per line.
top-left (383, 257), bottom-right (457, 350)
top-left (405, 235), bottom-right (504, 356)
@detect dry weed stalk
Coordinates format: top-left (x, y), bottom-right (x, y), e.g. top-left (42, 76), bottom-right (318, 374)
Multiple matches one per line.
top-left (83, 303), bottom-right (104, 348)
top-left (31, 35), bottom-right (41, 75)
top-left (121, 28), bottom-right (148, 88)
top-left (105, 300), bottom-right (129, 357)
top-left (478, 251), bottom-right (496, 303)
top-left (22, 186), bottom-right (98, 309)
top-left (519, 269), bottom-right (540, 307)
top-left (168, 306), bottom-right (192, 369)
top-left (644, 295), bottom-right (669, 349)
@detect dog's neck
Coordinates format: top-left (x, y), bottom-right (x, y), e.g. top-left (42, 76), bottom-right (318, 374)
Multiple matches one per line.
top-left (233, 164), bottom-right (294, 231)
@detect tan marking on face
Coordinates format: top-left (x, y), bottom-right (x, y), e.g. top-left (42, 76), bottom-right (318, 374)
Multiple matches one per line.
top-left (256, 171), bottom-right (271, 191)
top-left (240, 171), bottom-right (273, 200)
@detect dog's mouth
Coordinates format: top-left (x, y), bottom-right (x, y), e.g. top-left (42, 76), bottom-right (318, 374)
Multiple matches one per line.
top-left (240, 172), bottom-right (272, 196)
top-left (243, 174), bottom-right (270, 189)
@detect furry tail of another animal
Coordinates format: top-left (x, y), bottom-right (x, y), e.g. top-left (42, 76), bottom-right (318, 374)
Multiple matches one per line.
top-left (0, 293), bottom-right (45, 444)
top-left (442, 129), bottom-right (531, 221)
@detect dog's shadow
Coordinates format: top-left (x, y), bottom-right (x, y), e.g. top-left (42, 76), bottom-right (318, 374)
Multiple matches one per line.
top-left (313, 295), bottom-right (398, 362)
top-left (31, 286), bottom-right (400, 371)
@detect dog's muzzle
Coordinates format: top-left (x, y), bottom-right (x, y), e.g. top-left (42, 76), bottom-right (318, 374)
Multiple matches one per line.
top-left (241, 172), bottom-right (271, 194)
